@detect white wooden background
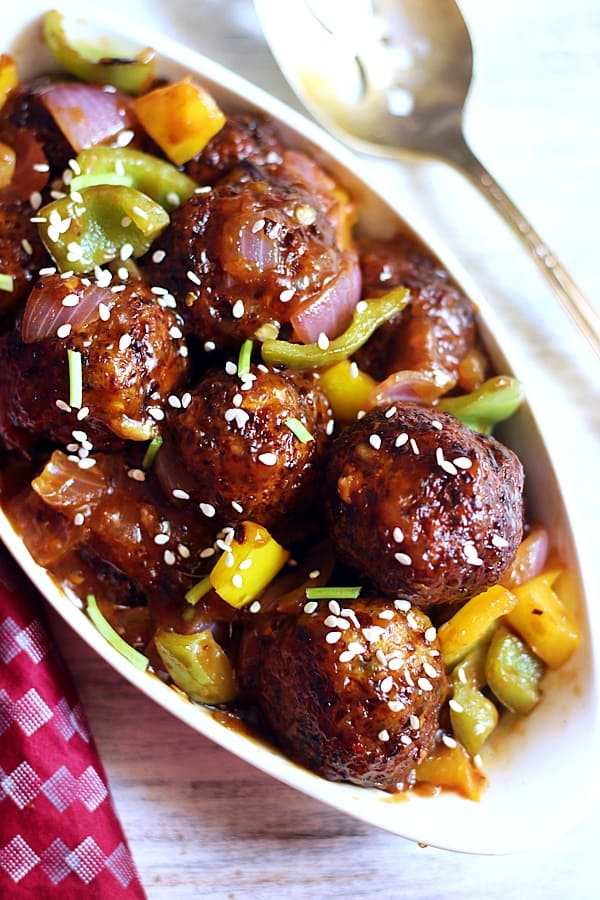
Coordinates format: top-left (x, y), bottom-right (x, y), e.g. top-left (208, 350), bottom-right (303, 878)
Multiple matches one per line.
top-left (47, 0), bottom-right (600, 896)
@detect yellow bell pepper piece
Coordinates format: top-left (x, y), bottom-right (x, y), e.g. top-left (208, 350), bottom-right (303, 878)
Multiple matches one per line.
top-left (0, 54), bottom-right (18, 110)
top-left (318, 358), bottom-right (377, 422)
top-left (438, 584), bottom-right (519, 668)
top-left (210, 521), bottom-right (290, 609)
top-left (505, 569), bottom-right (580, 669)
top-left (134, 77), bottom-right (226, 166)
top-left (414, 743), bottom-right (487, 801)
top-left (154, 629), bottom-right (236, 705)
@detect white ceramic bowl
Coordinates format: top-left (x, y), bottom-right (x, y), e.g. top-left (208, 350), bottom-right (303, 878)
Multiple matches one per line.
top-left (2, 0), bottom-right (599, 854)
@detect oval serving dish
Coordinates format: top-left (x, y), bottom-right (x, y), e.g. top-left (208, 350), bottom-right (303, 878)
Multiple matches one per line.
top-left (1, 0), bottom-right (599, 854)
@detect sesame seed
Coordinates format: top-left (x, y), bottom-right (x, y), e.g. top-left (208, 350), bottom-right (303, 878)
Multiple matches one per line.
top-left (392, 527), bottom-right (404, 543)
top-left (225, 361), bottom-right (237, 375)
top-left (449, 699), bottom-right (464, 713)
top-left (404, 667), bottom-right (415, 686)
top-left (431, 419), bottom-right (443, 431)
top-left (279, 288), bottom-right (295, 302)
top-left (417, 677), bottom-right (433, 692)
top-left (204, 341), bottom-right (216, 352)
top-left (152, 250), bottom-right (166, 264)
top-left (442, 734), bottom-right (457, 749)
top-left (394, 599), bottom-right (411, 612)
top-left (324, 615), bottom-right (340, 628)
top-left (199, 502), bottom-right (216, 518)
top-left (326, 631), bottom-right (342, 644)
top-left (406, 612), bottom-right (419, 630)
top-left (154, 533), bottom-right (169, 545)
top-left (492, 533), bottom-right (509, 549)
top-left (172, 489), bottom-right (190, 500)
top-left (304, 601), bottom-right (318, 614)
top-left (348, 641), bottom-right (366, 655)
top-left (200, 547), bottom-right (216, 559)
top-left (349, 361), bottom-right (359, 379)
top-left (423, 661), bottom-right (438, 679)
top-left (76, 406), bottom-right (89, 421)
top-left (362, 626), bottom-right (384, 643)
top-left (30, 191), bottom-right (42, 210)
top-left (409, 714), bottom-right (420, 730)
top-left (378, 729), bottom-right (390, 742)
top-left (116, 129), bottom-right (134, 147)
top-left (409, 438), bottom-right (419, 454)
top-left (356, 300), bottom-right (368, 313)
top-left (326, 418), bottom-right (335, 436)
top-left (376, 649), bottom-right (388, 665)
top-left (251, 218), bottom-right (265, 233)
top-left (239, 559), bottom-right (253, 571)
top-left (187, 270), bottom-right (201, 285)
top-left (317, 332), bottom-right (330, 350)
top-left (33, 162), bottom-right (50, 172)
top-left (177, 544), bottom-right (190, 559)
top-left (395, 433), bottom-right (408, 447)
top-left (169, 325), bottom-right (183, 339)
top-left (71, 429), bottom-right (87, 443)
top-left (56, 323), bottom-right (72, 339)
top-left (73, 513), bottom-right (85, 526)
top-left (181, 392), bottom-right (192, 409)
top-left (148, 407), bottom-right (165, 421)
top-left (309, 569), bottom-right (321, 580)
top-left (164, 549), bottom-right (176, 566)
top-left (385, 406), bottom-right (397, 418)
top-left (167, 192), bottom-right (180, 207)
top-left (119, 334), bottom-right (132, 352)
top-left (378, 609), bottom-right (395, 620)
top-left (249, 600), bottom-right (261, 614)
top-left (380, 676), bottom-right (394, 693)
top-left (56, 399), bottom-right (71, 413)
top-left (338, 649), bottom-right (355, 662)
top-left (128, 468), bottom-right (146, 482)
top-left (232, 573), bottom-right (243, 589)
top-left (232, 500), bottom-right (244, 513)
top-left (258, 452), bottom-right (277, 466)
top-left (21, 238), bottom-right (33, 255)
top-left (441, 458), bottom-right (458, 475)
top-left (39, 266), bottom-right (56, 274)
top-left (78, 458), bottom-right (96, 470)
top-left (454, 456), bottom-right (472, 470)
top-left (232, 393), bottom-right (243, 408)
top-left (328, 600), bottom-right (341, 616)
top-left (388, 700), bottom-right (404, 712)
top-left (168, 395), bottom-right (182, 409)
top-left (473, 754), bottom-right (484, 770)
top-left (424, 626), bottom-right (437, 643)
top-left (369, 434), bottom-right (382, 450)
top-left (394, 552), bottom-right (412, 566)
top-left (295, 204), bottom-right (317, 225)
top-left (232, 299), bottom-right (245, 319)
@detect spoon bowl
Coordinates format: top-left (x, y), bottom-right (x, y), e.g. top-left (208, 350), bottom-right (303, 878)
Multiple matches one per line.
top-left (255, 0), bottom-right (600, 352)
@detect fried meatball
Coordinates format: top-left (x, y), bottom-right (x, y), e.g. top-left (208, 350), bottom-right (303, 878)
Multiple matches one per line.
top-left (355, 235), bottom-right (477, 391)
top-left (0, 277), bottom-right (187, 452)
top-left (1, 80), bottom-right (74, 176)
top-left (147, 159), bottom-right (353, 348)
top-left (0, 201), bottom-right (49, 318)
top-left (326, 405), bottom-right (524, 606)
top-left (184, 112), bottom-right (284, 185)
top-left (162, 363), bottom-right (332, 537)
top-left (249, 596), bottom-right (446, 790)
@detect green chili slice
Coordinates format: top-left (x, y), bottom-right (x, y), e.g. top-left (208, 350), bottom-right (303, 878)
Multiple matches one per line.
top-left (44, 10), bottom-right (156, 96)
top-left (142, 434), bottom-right (163, 470)
top-left (261, 286), bottom-right (410, 370)
top-left (74, 147), bottom-right (197, 211)
top-left (285, 417), bottom-right (314, 443)
top-left (67, 348), bottom-right (83, 409)
top-left (237, 339), bottom-right (253, 378)
top-left (185, 575), bottom-right (213, 606)
top-left (437, 376), bottom-right (524, 434)
top-left (38, 185), bottom-right (169, 274)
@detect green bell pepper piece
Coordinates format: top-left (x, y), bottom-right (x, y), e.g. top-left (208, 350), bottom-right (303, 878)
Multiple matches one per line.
top-left (449, 683), bottom-right (498, 756)
top-left (44, 10), bottom-right (156, 95)
top-left (154, 629), bottom-right (237, 705)
top-left (437, 375), bottom-right (524, 434)
top-left (261, 286), bottom-right (410, 369)
top-left (37, 185), bottom-right (169, 274)
top-left (74, 147), bottom-right (197, 211)
top-left (485, 625), bottom-right (545, 715)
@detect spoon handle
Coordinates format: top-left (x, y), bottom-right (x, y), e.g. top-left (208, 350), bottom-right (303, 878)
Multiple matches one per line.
top-left (448, 138), bottom-right (600, 355)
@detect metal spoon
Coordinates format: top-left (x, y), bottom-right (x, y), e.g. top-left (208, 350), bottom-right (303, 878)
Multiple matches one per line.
top-left (254, 0), bottom-right (600, 354)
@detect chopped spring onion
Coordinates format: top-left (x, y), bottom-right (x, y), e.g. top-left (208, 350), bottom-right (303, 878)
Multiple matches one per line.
top-left (67, 348), bottom-right (83, 409)
top-left (142, 434), bottom-right (163, 469)
top-left (0, 273), bottom-right (14, 292)
top-left (70, 171), bottom-right (135, 192)
top-left (285, 417), bottom-right (314, 443)
top-left (305, 586), bottom-right (362, 600)
top-left (185, 575), bottom-right (213, 606)
top-left (237, 339), bottom-right (253, 378)
top-left (86, 594), bottom-right (148, 670)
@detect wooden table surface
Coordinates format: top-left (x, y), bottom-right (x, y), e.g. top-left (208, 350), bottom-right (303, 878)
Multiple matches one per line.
top-left (47, 0), bottom-right (600, 896)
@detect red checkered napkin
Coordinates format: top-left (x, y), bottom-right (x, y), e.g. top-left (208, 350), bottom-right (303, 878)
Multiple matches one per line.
top-left (0, 550), bottom-right (146, 897)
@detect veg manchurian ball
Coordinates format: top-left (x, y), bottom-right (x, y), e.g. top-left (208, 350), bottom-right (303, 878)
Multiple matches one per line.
top-left (184, 112), bottom-right (284, 185)
top-left (0, 277), bottom-right (187, 452)
top-left (0, 201), bottom-right (49, 318)
top-left (250, 596), bottom-right (447, 790)
top-left (325, 404), bottom-right (524, 607)
top-left (163, 363), bottom-right (332, 537)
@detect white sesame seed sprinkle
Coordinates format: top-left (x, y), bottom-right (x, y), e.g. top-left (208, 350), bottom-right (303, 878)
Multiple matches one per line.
top-left (492, 533), bottom-right (509, 549)
top-left (409, 715), bottom-right (420, 730)
top-left (424, 626), bottom-right (437, 643)
top-left (394, 599), bottom-right (411, 612)
top-left (55, 399), bottom-right (71, 413)
top-left (392, 527), bottom-right (404, 543)
top-left (21, 238), bottom-right (33, 255)
top-left (225, 361), bottom-right (237, 376)
top-left (248, 600), bottom-right (261, 614)
top-left (30, 191), bottom-right (42, 210)
top-left (168, 395), bottom-right (182, 409)
top-left (119, 334), bottom-right (132, 352)
top-left (449, 699), bottom-right (464, 713)
top-left (385, 406), bottom-right (397, 418)
top-left (78, 457), bottom-right (96, 469)
top-left (76, 406), bottom-right (89, 421)
top-left (326, 631), bottom-right (342, 644)
top-left (258, 452), bottom-right (277, 466)
top-left (338, 649), bottom-right (355, 662)
top-left (152, 249), bottom-right (166, 264)
top-left (356, 300), bottom-right (368, 313)
top-left (200, 547), bottom-right (216, 559)
top-left (116, 129), bottom-right (134, 147)
top-left (251, 218), bottom-right (265, 233)
top-left (39, 266), bottom-right (56, 275)
top-left (395, 432), bottom-right (409, 448)
top-left (380, 676), bottom-right (394, 693)
top-left (169, 325), bottom-right (183, 340)
top-left (204, 341), bottom-right (216, 352)
top-left (417, 677), bottom-right (433, 692)
top-left (232, 299), bottom-right (245, 319)
top-left (317, 332), bottom-right (330, 350)
top-left (232, 573), bottom-right (243, 589)
top-left (388, 700), bottom-right (404, 712)
top-left (279, 288), bottom-right (295, 302)
top-left (394, 552), bottom-right (412, 566)
top-left (328, 600), bottom-right (341, 616)
top-left (348, 642), bottom-right (366, 655)
top-left (128, 468), bottom-right (146, 482)
top-left (172, 489), bottom-right (190, 500)
top-left (73, 513), bottom-right (85, 526)
top-left (232, 500), bottom-right (244, 513)
top-left (442, 734), bottom-right (457, 749)
top-left (163, 549), bottom-right (176, 566)
top-left (304, 601), bottom-right (318, 614)
top-left (457, 666), bottom-right (468, 684)
top-left (473, 754), bottom-right (484, 770)
top-left (409, 438), bottom-right (419, 454)
top-left (56, 323), bottom-right (72, 338)
top-left (199, 502), bottom-right (216, 518)
top-left (378, 729), bottom-right (390, 742)
top-left (431, 419), bottom-right (443, 430)
top-left (148, 407), bottom-right (165, 421)
top-left (324, 615), bottom-right (341, 628)
top-left (454, 456), bottom-right (472, 470)
top-left (423, 661), bottom-right (438, 679)
top-left (154, 533), bottom-right (169, 545)
top-left (369, 433), bottom-right (382, 450)
top-left (326, 418), bottom-right (335, 436)
top-left (378, 609), bottom-right (395, 620)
